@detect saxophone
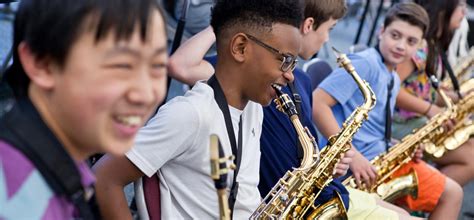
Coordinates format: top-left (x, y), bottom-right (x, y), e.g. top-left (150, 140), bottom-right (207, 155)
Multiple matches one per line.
top-left (210, 134), bottom-right (235, 220)
top-left (443, 48), bottom-right (474, 89)
top-left (250, 48), bottom-right (376, 219)
top-left (343, 78), bottom-right (456, 201)
top-left (425, 79), bottom-right (474, 158)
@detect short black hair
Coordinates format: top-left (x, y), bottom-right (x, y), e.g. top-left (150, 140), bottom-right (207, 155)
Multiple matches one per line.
top-left (210, 0), bottom-right (304, 45)
top-left (4, 0), bottom-right (164, 98)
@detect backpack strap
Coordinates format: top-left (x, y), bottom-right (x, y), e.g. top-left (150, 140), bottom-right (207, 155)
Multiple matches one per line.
top-left (0, 99), bottom-right (99, 219)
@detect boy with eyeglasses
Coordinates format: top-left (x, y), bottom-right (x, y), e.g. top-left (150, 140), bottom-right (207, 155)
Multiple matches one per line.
top-left (168, 0), bottom-right (418, 219)
top-left (93, 0), bottom-right (304, 219)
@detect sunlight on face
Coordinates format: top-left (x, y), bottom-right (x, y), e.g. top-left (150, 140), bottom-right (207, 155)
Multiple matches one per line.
top-left (379, 20), bottom-right (423, 66)
top-left (49, 10), bottom-right (168, 156)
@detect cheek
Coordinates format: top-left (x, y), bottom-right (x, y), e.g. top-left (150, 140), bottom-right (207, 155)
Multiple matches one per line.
top-left (405, 46), bottom-right (418, 58)
top-left (155, 76), bottom-right (168, 104)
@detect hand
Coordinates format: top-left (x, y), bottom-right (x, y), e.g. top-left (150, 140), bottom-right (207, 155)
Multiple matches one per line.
top-left (442, 87), bottom-right (460, 103)
top-left (442, 119), bottom-right (456, 133)
top-left (334, 148), bottom-right (355, 178)
top-left (425, 104), bottom-right (442, 119)
top-left (349, 150), bottom-right (378, 189)
top-left (427, 104), bottom-right (455, 132)
top-left (412, 144), bottom-right (424, 163)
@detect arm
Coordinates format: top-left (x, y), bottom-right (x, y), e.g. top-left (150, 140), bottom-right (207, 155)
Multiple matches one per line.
top-left (312, 88), bottom-right (377, 187)
top-left (396, 58), bottom-right (443, 118)
top-left (312, 88), bottom-right (341, 138)
top-left (396, 89), bottom-right (442, 118)
top-left (168, 26), bottom-right (215, 85)
top-left (93, 155), bottom-right (145, 220)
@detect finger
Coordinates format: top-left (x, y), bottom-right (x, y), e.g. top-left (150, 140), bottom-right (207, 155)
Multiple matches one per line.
top-left (336, 163), bottom-right (350, 173)
top-left (354, 173), bottom-right (362, 188)
top-left (345, 149), bottom-right (356, 158)
top-left (368, 169), bottom-right (377, 186)
top-left (360, 172), bottom-right (370, 188)
top-left (340, 157), bottom-right (353, 165)
top-left (334, 168), bottom-right (346, 177)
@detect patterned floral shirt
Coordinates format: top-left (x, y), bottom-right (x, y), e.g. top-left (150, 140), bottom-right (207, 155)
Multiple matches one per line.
top-left (394, 47), bottom-right (440, 121)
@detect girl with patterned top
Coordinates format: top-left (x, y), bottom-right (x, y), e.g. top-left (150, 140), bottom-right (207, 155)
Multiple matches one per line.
top-left (394, 0), bottom-right (474, 187)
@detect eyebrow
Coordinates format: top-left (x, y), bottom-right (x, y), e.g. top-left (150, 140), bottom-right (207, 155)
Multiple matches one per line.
top-left (104, 46), bottom-right (167, 59)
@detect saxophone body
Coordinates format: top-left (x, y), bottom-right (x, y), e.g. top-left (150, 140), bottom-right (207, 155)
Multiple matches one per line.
top-left (425, 79), bottom-right (474, 158)
top-left (443, 48), bottom-right (474, 89)
top-left (343, 90), bottom-right (456, 201)
top-left (251, 48), bottom-right (376, 219)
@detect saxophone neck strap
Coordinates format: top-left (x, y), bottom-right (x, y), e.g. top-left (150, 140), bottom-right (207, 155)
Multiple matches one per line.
top-left (207, 75), bottom-right (243, 218)
top-left (385, 75), bottom-right (395, 151)
top-left (440, 52), bottom-right (463, 99)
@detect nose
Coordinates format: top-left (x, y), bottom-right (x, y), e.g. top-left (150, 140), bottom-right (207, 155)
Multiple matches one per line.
top-left (283, 69), bottom-right (295, 83)
top-left (395, 40), bottom-right (406, 52)
top-left (127, 68), bottom-right (157, 106)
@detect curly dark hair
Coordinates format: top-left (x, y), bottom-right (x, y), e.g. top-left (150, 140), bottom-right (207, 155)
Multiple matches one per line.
top-left (211, 0), bottom-right (304, 44)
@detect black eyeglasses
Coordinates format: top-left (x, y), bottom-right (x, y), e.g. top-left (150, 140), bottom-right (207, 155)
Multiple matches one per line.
top-left (245, 33), bottom-right (298, 72)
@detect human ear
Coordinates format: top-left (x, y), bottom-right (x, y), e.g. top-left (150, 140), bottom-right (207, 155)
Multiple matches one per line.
top-left (17, 42), bottom-right (56, 90)
top-left (378, 25), bottom-right (386, 40)
top-left (229, 33), bottom-right (248, 62)
top-left (302, 17), bottom-right (315, 35)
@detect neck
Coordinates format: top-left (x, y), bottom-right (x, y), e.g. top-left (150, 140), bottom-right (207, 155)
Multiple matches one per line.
top-left (29, 87), bottom-right (88, 161)
top-left (384, 62), bottom-right (396, 72)
top-left (214, 63), bottom-right (248, 110)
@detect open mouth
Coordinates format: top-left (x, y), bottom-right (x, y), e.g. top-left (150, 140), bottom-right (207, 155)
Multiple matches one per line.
top-left (114, 115), bottom-right (143, 127)
top-left (271, 83), bottom-right (283, 91)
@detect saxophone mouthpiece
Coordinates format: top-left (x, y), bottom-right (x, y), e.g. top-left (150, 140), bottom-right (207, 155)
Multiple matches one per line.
top-left (331, 46), bottom-right (343, 58)
top-left (271, 84), bottom-right (284, 96)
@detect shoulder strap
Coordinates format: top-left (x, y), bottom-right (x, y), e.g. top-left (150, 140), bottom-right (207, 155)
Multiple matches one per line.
top-left (0, 99), bottom-right (98, 219)
top-left (287, 82), bottom-right (305, 161)
top-left (384, 76), bottom-right (394, 151)
top-left (207, 75), bottom-right (243, 218)
top-left (440, 52), bottom-right (463, 99)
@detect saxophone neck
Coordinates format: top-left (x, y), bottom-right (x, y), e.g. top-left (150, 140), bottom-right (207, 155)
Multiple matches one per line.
top-left (439, 89), bottom-right (454, 109)
top-left (332, 47), bottom-right (376, 110)
top-left (430, 75), bottom-right (456, 109)
top-left (273, 85), bottom-right (317, 169)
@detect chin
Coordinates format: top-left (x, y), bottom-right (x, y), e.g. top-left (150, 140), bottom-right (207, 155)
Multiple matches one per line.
top-left (104, 139), bottom-right (134, 156)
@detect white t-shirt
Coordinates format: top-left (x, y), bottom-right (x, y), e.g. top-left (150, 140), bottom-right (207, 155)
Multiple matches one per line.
top-left (127, 81), bottom-right (263, 219)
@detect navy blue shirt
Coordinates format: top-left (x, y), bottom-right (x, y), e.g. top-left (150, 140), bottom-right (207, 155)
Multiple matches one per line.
top-left (259, 68), bottom-right (350, 209)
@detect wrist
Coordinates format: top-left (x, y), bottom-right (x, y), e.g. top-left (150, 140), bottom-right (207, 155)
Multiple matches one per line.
top-left (423, 102), bottom-right (432, 116)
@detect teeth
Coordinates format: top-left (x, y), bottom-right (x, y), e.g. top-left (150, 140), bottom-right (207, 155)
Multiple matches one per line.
top-left (272, 84), bottom-right (282, 90)
top-left (116, 115), bottom-right (142, 127)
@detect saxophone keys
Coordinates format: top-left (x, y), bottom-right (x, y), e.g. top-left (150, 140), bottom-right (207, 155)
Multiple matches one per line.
top-left (433, 148), bottom-right (445, 158)
top-left (424, 142), bottom-right (437, 155)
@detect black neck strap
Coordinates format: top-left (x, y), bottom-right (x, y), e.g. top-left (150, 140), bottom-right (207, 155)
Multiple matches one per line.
top-left (287, 81), bottom-right (305, 161)
top-left (375, 45), bottom-right (394, 150)
top-left (207, 75), bottom-right (242, 217)
top-left (385, 76), bottom-right (394, 151)
top-left (440, 52), bottom-right (463, 99)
